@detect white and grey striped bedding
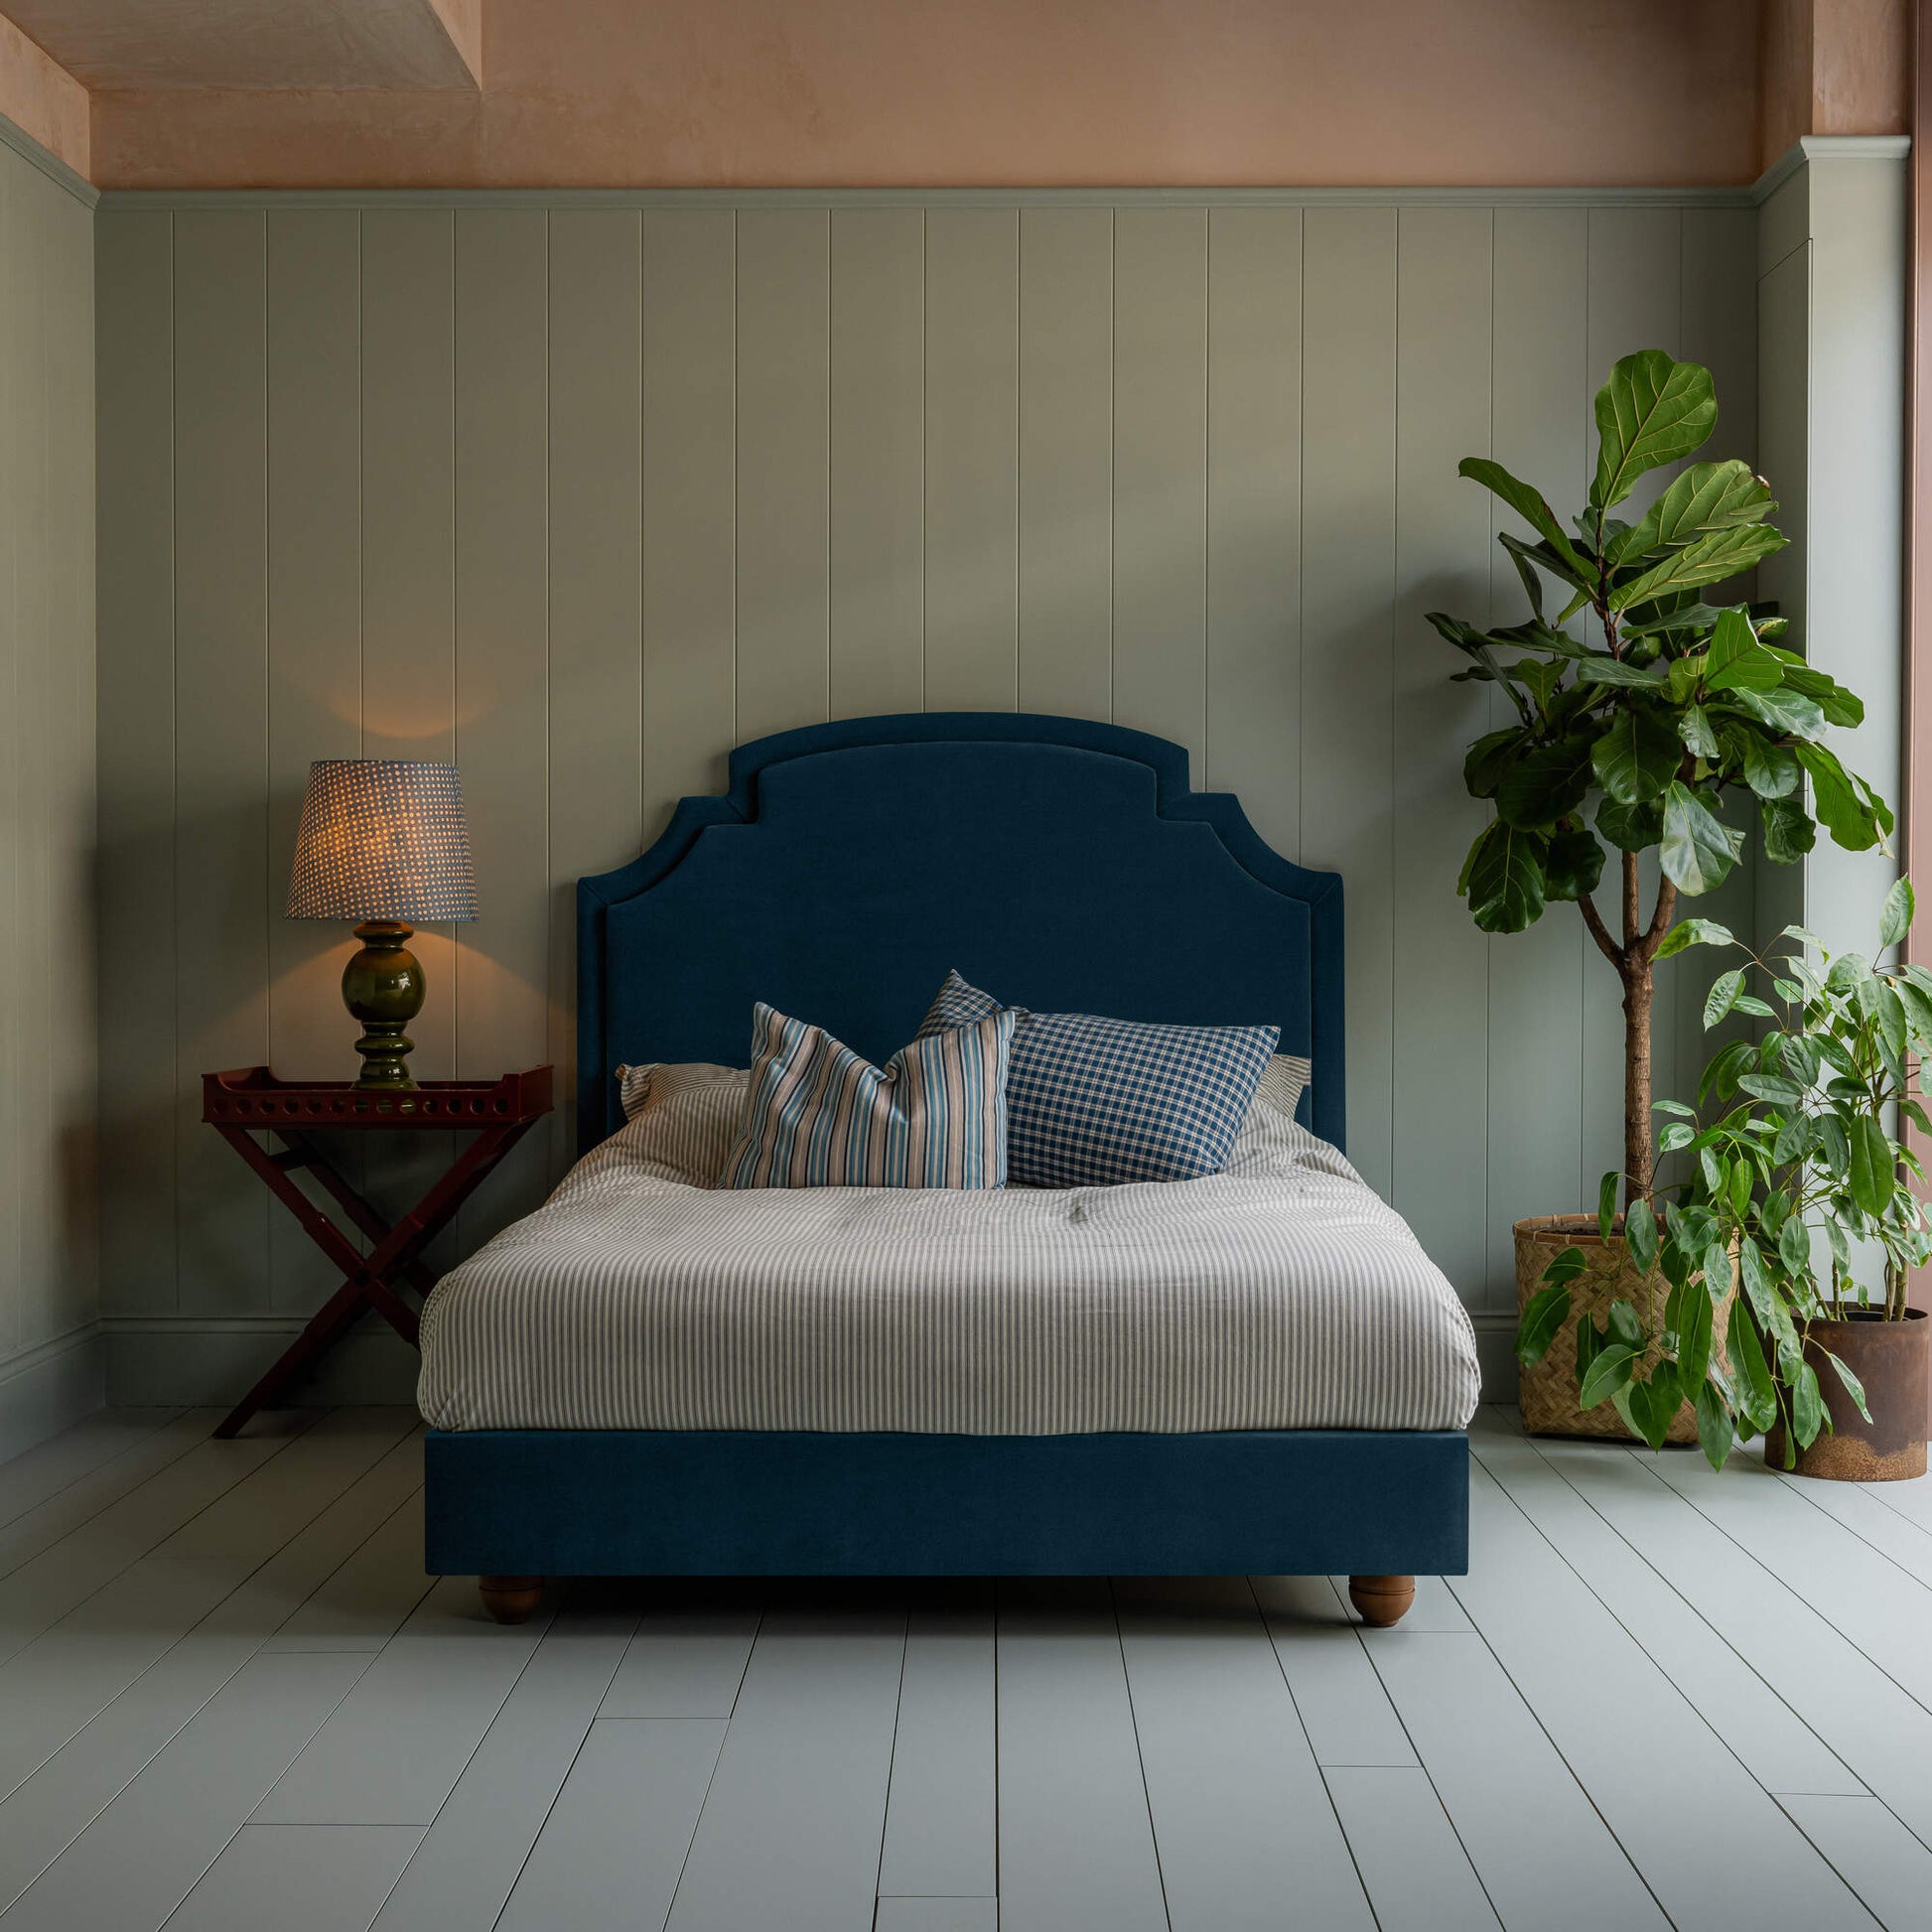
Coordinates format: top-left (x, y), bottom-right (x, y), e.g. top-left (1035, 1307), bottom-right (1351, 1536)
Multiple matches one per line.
top-left (417, 1088), bottom-right (1481, 1436)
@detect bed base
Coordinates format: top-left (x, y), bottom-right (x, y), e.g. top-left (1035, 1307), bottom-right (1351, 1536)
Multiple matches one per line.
top-left (428, 1426), bottom-right (1467, 1628)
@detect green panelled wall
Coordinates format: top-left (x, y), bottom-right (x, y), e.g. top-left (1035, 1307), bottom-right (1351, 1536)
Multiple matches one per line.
top-left (0, 132), bottom-right (97, 1455)
top-left (92, 191), bottom-right (1762, 1397)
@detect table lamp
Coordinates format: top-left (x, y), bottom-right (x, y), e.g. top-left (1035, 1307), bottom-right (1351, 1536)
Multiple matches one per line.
top-left (285, 759), bottom-right (478, 1089)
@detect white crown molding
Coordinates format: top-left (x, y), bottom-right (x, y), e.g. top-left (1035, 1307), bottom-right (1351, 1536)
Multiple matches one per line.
top-left (1754, 133), bottom-right (1913, 204)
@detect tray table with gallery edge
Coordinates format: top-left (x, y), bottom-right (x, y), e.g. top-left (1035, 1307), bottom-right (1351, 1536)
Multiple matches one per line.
top-left (201, 1065), bottom-right (553, 1439)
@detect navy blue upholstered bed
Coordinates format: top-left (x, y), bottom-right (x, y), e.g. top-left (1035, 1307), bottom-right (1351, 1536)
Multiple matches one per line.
top-left (423, 713), bottom-right (1467, 1626)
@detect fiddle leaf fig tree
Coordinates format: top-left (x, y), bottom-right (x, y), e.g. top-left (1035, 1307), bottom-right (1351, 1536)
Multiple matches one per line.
top-left (1434, 350), bottom-right (1890, 1206)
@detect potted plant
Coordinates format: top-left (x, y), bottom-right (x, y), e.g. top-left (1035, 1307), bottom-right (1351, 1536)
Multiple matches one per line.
top-left (1519, 882), bottom-right (1932, 1477)
top-left (1432, 348), bottom-right (1889, 1438)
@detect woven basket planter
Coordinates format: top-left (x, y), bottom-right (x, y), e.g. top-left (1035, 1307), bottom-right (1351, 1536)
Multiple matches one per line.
top-left (1513, 1215), bottom-right (1734, 1444)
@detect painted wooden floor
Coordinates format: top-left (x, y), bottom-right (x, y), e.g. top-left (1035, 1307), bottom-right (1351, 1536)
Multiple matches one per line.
top-left (0, 1406), bottom-right (1929, 1930)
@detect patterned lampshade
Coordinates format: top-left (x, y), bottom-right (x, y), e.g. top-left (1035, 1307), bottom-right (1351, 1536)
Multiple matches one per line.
top-left (285, 759), bottom-right (479, 923)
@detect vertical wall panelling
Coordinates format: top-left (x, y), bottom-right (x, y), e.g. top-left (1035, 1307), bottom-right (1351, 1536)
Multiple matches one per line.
top-left (95, 209), bottom-right (175, 1323)
top-left (924, 208), bottom-right (1020, 711)
top-left (89, 187), bottom-right (1769, 1395)
top-left (1485, 209), bottom-right (1588, 1296)
top-left (46, 164), bottom-right (98, 1356)
top-left (1112, 209), bottom-right (1208, 772)
top-left (454, 207), bottom-right (550, 1248)
top-left (1203, 207), bottom-right (1301, 860)
top-left (1391, 207), bottom-right (1493, 1297)
top-left (2, 146), bottom-right (96, 1449)
top-left (1581, 207), bottom-right (1683, 1207)
top-left (1677, 207), bottom-right (1762, 1109)
top-left (360, 208), bottom-right (460, 1252)
top-left (1300, 208), bottom-right (1398, 1197)
top-left (266, 208), bottom-right (362, 1311)
top-left (1018, 207), bottom-right (1112, 721)
top-left (173, 209), bottom-right (270, 1314)
top-left (641, 209), bottom-right (737, 827)
top-left (736, 208), bottom-right (831, 741)
top-left (830, 208), bottom-right (924, 720)
top-left (547, 209), bottom-right (644, 1173)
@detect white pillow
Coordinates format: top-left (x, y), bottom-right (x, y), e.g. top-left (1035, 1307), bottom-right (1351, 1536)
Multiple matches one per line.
top-left (1247, 1052), bottom-right (1312, 1126)
top-left (609, 1061), bottom-right (749, 1188)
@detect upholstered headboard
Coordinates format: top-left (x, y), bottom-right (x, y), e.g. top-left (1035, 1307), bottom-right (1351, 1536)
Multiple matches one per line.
top-left (577, 713), bottom-right (1344, 1153)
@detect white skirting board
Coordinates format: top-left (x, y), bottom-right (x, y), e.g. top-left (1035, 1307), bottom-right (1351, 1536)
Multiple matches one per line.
top-left (102, 1317), bottom-right (423, 1409)
top-left (0, 1323), bottom-right (107, 1463)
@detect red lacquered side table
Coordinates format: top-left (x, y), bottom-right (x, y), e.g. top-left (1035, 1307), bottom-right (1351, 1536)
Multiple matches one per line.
top-left (201, 1066), bottom-right (553, 1438)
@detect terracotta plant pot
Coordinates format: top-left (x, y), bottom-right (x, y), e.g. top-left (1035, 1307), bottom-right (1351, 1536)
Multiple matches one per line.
top-left (1513, 1215), bottom-right (1734, 1444)
top-left (1765, 1308), bottom-right (1930, 1480)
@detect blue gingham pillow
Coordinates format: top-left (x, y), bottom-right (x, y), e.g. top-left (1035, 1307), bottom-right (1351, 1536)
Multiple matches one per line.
top-left (718, 1002), bottom-right (1015, 1189)
top-left (916, 970), bottom-right (1277, 1187)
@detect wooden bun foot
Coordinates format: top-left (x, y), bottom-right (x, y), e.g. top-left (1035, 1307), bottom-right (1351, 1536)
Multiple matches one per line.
top-left (1347, 1574), bottom-right (1416, 1627)
top-left (479, 1575), bottom-right (544, 1624)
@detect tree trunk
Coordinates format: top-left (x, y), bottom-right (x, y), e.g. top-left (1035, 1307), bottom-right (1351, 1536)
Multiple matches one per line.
top-left (1623, 960), bottom-right (1654, 1205)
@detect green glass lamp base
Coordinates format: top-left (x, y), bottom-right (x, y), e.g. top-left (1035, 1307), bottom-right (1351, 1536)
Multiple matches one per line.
top-left (343, 919), bottom-right (427, 1090)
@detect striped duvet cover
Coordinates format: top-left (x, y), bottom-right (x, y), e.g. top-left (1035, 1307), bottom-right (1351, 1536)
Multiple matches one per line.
top-left (417, 1098), bottom-right (1481, 1436)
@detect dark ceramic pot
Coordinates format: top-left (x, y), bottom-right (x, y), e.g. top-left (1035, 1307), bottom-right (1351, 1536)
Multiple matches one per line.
top-left (1766, 1307), bottom-right (1929, 1481)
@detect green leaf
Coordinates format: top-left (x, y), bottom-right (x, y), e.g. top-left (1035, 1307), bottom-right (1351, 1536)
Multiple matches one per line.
top-left (1606, 1299), bottom-right (1645, 1351)
top-left (1679, 705), bottom-right (1721, 761)
top-left (1848, 1114), bottom-right (1895, 1218)
top-left (1598, 1170), bottom-right (1619, 1240)
top-left (1729, 1160), bottom-right (1754, 1225)
top-left (1696, 1378), bottom-right (1735, 1469)
top-left (1497, 738), bottom-right (1594, 830)
top-left (1792, 1361), bottom-right (1826, 1449)
top-left (1500, 530), bottom-right (1597, 604)
top-left (1735, 732), bottom-right (1801, 799)
top-left (1674, 1281), bottom-right (1714, 1393)
top-left (1578, 1341), bottom-right (1640, 1410)
top-left (1542, 826), bottom-right (1605, 903)
top-left (1463, 727), bottom-right (1526, 798)
top-left (1775, 660), bottom-right (1865, 728)
top-left (1726, 1300), bottom-right (1778, 1432)
top-left (1730, 685), bottom-right (1827, 738)
top-left (1461, 821), bottom-right (1548, 933)
top-left (1700, 607), bottom-right (1784, 693)
top-left (1516, 1283), bottom-right (1574, 1365)
top-left (1659, 1121), bottom-right (1696, 1153)
top-left (1778, 1214), bottom-right (1812, 1276)
top-left (1626, 1362), bottom-right (1684, 1451)
top-left (1759, 795), bottom-right (1816, 865)
top-left (1794, 743), bottom-right (1888, 854)
top-left (1609, 524), bottom-right (1788, 614)
top-left (1703, 967), bottom-right (1745, 1030)
top-left (1704, 1240), bottom-right (1733, 1302)
top-left (1625, 1196), bottom-right (1659, 1276)
top-left (1660, 781), bottom-right (1739, 896)
top-left (1458, 459), bottom-right (1600, 584)
top-left (1856, 974), bottom-right (1908, 1063)
top-left (1656, 918), bottom-right (1734, 960)
top-left (1591, 351), bottom-right (1718, 510)
top-left (1573, 658), bottom-right (1669, 689)
top-left (1592, 709), bottom-right (1683, 805)
top-left (1822, 1347), bottom-right (1872, 1424)
top-left (1596, 795), bottom-right (1663, 854)
top-left (1880, 877), bottom-right (1915, 949)
top-left (1604, 460), bottom-right (1776, 568)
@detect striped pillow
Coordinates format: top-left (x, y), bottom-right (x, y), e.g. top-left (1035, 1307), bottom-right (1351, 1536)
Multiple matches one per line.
top-left (717, 1002), bottom-right (1015, 1189)
top-left (916, 970), bottom-right (1278, 1187)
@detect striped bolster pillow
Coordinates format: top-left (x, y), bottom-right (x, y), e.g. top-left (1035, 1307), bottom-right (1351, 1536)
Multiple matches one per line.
top-left (717, 1002), bottom-right (1016, 1189)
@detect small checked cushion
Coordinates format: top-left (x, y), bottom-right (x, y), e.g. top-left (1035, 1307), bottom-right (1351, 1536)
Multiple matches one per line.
top-left (718, 1002), bottom-right (1015, 1189)
top-left (916, 970), bottom-right (1278, 1187)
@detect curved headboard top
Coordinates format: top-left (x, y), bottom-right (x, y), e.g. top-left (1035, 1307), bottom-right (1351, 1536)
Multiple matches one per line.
top-left (577, 712), bottom-right (1343, 1152)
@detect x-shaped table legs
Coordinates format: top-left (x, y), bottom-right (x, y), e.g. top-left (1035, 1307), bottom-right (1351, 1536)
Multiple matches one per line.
top-left (207, 1115), bottom-right (541, 1438)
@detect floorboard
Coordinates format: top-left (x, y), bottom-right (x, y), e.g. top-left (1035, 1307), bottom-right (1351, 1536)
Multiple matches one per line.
top-left (369, 1606), bottom-right (636, 1931)
top-left (1115, 1575), bottom-right (1373, 1932)
top-left (1251, 1573), bottom-right (1417, 1766)
top-left (164, 1824), bottom-right (423, 1932)
top-left (1781, 1794), bottom-right (1932, 1932)
top-left (664, 1603), bottom-right (906, 1932)
top-left (1322, 1765), bottom-right (1500, 1931)
top-left (1773, 1465), bottom-right (1932, 1592)
top-left (873, 1901), bottom-right (999, 1932)
top-left (876, 1595), bottom-right (996, 1900)
top-left (0, 1413), bottom-right (184, 1534)
top-left (994, 1579), bottom-right (1169, 1932)
top-left (599, 1587), bottom-right (761, 1718)
top-left (497, 1719), bottom-right (727, 1932)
